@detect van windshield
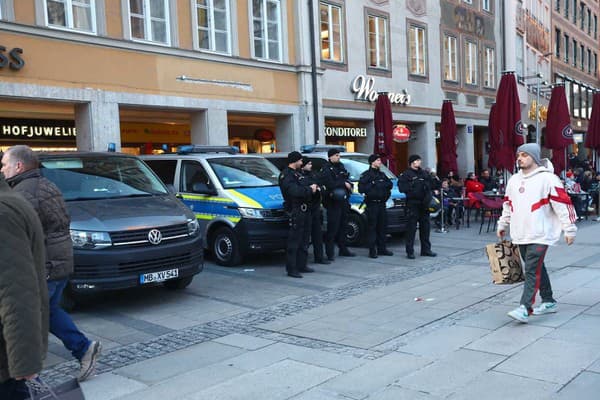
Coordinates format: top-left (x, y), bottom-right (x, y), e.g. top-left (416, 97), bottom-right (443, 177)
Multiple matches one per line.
top-left (342, 155), bottom-right (397, 181)
top-left (208, 157), bottom-right (280, 188)
top-left (40, 156), bottom-right (168, 201)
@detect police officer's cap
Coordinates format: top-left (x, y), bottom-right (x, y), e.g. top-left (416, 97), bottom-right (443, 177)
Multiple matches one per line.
top-left (368, 154), bottom-right (380, 164)
top-left (408, 154), bottom-right (422, 165)
top-left (332, 187), bottom-right (347, 201)
top-left (288, 151), bottom-right (302, 163)
top-left (328, 148), bottom-right (341, 157)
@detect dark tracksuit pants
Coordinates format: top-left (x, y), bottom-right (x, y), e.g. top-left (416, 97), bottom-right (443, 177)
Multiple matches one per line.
top-left (405, 204), bottom-right (431, 255)
top-left (306, 206), bottom-right (325, 262)
top-left (519, 244), bottom-right (555, 312)
top-left (366, 201), bottom-right (387, 251)
top-left (286, 207), bottom-right (311, 273)
top-left (325, 201), bottom-right (349, 258)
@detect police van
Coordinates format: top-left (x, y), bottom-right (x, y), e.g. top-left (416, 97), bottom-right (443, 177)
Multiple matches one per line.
top-left (263, 145), bottom-right (407, 246)
top-left (141, 146), bottom-right (288, 266)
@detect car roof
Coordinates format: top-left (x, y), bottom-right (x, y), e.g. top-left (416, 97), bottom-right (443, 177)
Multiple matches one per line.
top-left (262, 152), bottom-right (369, 158)
top-left (38, 151), bottom-right (139, 159)
top-left (140, 153), bottom-right (267, 160)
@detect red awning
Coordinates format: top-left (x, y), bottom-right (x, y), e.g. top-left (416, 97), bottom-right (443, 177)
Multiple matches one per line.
top-left (494, 72), bottom-right (525, 171)
top-left (374, 93), bottom-right (396, 174)
top-left (585, 93), bottom-right (600, 151)
top-left (545, 85), bottom-right (574, 175)
top-left (440, 100), bottom-right (458, 176)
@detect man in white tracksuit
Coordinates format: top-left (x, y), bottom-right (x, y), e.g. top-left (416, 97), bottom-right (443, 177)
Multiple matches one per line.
top-left (497, 143), bottom-right (577, 323)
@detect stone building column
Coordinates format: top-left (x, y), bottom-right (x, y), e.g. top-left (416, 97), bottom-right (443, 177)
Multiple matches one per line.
top-left (190, 109), bottom-right (228, 146)
top-left (75, 101), bottom-right (120, 152)
top-left (456, 125), bottom-right (475, 176)
top-left (410, 121), bottom-right (437, 171)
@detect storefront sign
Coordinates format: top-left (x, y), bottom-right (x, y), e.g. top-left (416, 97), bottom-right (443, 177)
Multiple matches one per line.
top-left (0, 46), bottom-right (25, 70)
top-left (392, 125), bottom-right (411, 143)
top-left (350, 75), bottom-right (411, 105)
top-left (324, 126), bottom-right (367, 138)
top-left (0, 119), bottom-right (75, 140)
top-left (254, 129), bottom-right (274, 141)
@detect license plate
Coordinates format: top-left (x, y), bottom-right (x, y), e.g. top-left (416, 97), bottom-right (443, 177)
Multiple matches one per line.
top-left (140, 268), bottom-right (179, 284)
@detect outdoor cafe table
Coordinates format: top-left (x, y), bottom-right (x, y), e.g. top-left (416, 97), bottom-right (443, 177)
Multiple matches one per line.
top-left (483, 191), bottom-right (505, 198)
top-left (568, 191), bottom-right (590, 220)
top-left (448, 197), bottom-right (468, 228)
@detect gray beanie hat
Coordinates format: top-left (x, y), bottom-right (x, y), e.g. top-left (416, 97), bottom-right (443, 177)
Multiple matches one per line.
top-left (517, 143), bottom-right (542, 166)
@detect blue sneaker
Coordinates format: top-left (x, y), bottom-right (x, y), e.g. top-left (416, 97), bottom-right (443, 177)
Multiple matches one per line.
top-left (532, 302), bottom-right (557, 315)
top-left (508, 305), bottom-right (529, 323)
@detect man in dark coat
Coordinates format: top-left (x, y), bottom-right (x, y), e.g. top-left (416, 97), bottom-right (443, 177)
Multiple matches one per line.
top-left (0, 174), bottom-right (48, 399)
top-left (319, 148), bottom-right (355, 260)
top-left (1, 145), bottom-right (101, 381)
top-left (358, 154), bottom-right (393, 258)
top-left (397, 154), bottom-right (437, 259)
top-left (279, 151), bottom-right (318, 278)
top-left (301, 157), bottom-right (329, 265)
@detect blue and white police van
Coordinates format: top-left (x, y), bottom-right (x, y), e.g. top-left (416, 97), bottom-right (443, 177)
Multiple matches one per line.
top-left (141, 146), bottom-right (288, 266)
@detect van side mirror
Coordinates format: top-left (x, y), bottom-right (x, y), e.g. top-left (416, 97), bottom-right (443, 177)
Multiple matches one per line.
top-left (166, 184), bottom-right (176, 194)
top-left (193, 182), bottom-right (217, 195)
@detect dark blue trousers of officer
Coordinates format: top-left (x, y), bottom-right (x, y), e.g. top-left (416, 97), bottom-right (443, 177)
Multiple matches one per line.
top-left (286, 205), bottom-right (311, 274)
top-left (307, 207), bottom-right (325, 262)
top-left (324, 201), bottom-right (349, 259)
top-left (366, 201), bottom-right (387, 251)
top-left (405, 204), bottom-right (432, 256)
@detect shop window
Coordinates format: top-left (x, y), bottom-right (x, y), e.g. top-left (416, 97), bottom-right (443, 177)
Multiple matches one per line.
top-left (484, 47), bottom-right (495, 88)
top-left (251, 0), bottom-right (282, 62)
top-left (45, 0), bottom-right (96, 33)
top-left (443, 34), bottom-right (458, 82)
top-left (319, 1), bottom-right (344, 63)
top-left (366, 12), bottom-right (389, 70)
top-left (129, 0), bottom-right (170, 45)
top-left (194, 0), bottom-right (231, 54)
top-left (464, 40), bottom-right (478, 86)
top-left (408, 23), bottom-right (427, 77)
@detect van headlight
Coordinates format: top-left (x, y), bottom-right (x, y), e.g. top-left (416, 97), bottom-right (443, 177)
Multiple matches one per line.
top-left (70, 230), bottom-right (112, 249)
top-left (187, 218), bottom-right (200, 236)
top-left (238, 207), bottom-right (265, 219)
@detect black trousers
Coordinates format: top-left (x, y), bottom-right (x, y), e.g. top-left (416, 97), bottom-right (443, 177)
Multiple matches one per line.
top-left (325, 201), bottom-right (349, 258)
top-left (0, 379), bottom-right (29, 400)
top-left (405, 205), bottom-right (432, 255)
top-left (286, 207), bottom-right (311, 273)
top-left (366, 202), bottom-right (387, 251)
top-left (307, 206), bottom-right (325, 261)
top-left (519, 244), bottom-right (555, 312)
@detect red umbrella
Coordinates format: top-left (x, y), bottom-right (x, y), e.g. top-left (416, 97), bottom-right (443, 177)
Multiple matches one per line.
top-left (494, 72), bottom-right (525, 171)
top-left (374, 93), bottom-right (396, 173)
top-left (585, 93), bottom-right (600, 169)
top-left (439, 100), bottom-right (458, 176)
top-left (487, 103), bottom-right (498, 169)
top-left (545, 85), bottom-right (574, 175)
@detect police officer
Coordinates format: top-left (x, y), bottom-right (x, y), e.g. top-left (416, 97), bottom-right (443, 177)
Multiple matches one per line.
top-left (319, 148), bottom-right (355, 261)
top-left (358, 154), bottom-right (394, 259)
top-left (398, 154), bottom-right (437, 259)
top-left (301, 157), bottom-right (330, 265)
top-left (279, 151), bottom-right (317, 278)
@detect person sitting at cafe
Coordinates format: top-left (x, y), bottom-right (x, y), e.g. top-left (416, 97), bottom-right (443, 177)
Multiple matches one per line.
top-left (479, 169), bottom-right (497, 192)
top-left (435, 179), bottom-right (462, 227)
top-left (465, 172), bottom-right (484, 208)
top-left (447, 171), bottom-right (463, 190)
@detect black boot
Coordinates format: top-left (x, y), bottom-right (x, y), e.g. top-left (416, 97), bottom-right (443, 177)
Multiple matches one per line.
top-left (369, 248), bottom-right (378, 258)
top-left (378, 248), bottom-right (393, 256)
top-left (339, 247), bottom-right (356, 257)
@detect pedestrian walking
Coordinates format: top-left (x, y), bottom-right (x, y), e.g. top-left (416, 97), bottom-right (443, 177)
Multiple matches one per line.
top-left (1, 145), bottom-right (101, 381)
top-left (358, 154), bottom-right (393, 258)
top-left (301, 157), bottom-right (330, 265)
top-left (319, 148), bottom-right (356, 260)
top-left (0, 173), bottom-right (48, 400)
top-left (497, 143), bottom-right (577, 323)
top-left (279, 151), bottom-right (318, 278)
top-left (397, 154), bottom-right (437, 259)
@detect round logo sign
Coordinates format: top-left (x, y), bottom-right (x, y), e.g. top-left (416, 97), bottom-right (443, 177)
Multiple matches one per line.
top-left (562, 124), bottom-right (573, 139)
top-left (393, 125), bottom-right (411, 143)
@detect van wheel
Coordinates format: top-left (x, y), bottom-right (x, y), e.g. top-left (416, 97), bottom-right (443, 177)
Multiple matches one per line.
top-left (212, 227), bottom-right (242, 266)
top-left (345, 213), bottom-right (365, 246)
top-left (164, 276), bottom-right (194, 290)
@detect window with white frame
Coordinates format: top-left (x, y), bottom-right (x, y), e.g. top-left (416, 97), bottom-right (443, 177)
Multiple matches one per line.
top-left (482, 0), bottom-right (491, 12)
top-left (367, 13), bottom-right (389, 69)
top-left (516, 34), bottom-right (524, 78)
top-left (46, 0), bottom-right (96, 33)
top-left (319, 2), bottom-right (344, 63)
top-left (464, 0), bottom-right (472, 4)
top-left (484, 47), bottom-right (495, 88)
top-left (465, 40), bottom-right (478, 85)
top-left (443, 35), bottom-right (458, 82)
top-left (195, 0), bottom-right (231, 53)
top-left (251, 0), bottom-right (282, 61)
top-left (408, 24), bottom-right (426, 76)
top-left (129, 0), bottom-right (170, 44)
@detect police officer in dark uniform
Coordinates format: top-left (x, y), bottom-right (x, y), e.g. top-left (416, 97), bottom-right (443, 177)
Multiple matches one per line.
top-left (279, 151), bottom-right (318, 278)
top-left (397, 154), bottom-right (437, 259)
top-left (358, 154), bottom-right (394, 259)
top-left (301, 157), bottom-right (330, 265)
top-left (319, 148), bottom-right (355, 261)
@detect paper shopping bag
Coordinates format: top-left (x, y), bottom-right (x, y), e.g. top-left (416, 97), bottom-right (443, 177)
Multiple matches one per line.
top-left (485, 241), bottom-right (524, 284)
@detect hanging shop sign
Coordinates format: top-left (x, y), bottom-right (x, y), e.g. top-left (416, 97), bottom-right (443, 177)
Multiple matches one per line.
top-left (350, 75), bottom-right (411, 105)
top-left (254, 129), bottom-right (275, 141)
top-left (324, 126), bottom-right (368, 138)
top-left (392, 125), bottom-right (411, 143)
top-left (0, 118), bottom-right (75, 140)
top-left (0, 46), bottom-right (25, 70)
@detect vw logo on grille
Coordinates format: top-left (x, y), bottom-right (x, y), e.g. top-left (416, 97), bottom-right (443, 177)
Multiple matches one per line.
top-left (148, 229), bottom-right (163, 245)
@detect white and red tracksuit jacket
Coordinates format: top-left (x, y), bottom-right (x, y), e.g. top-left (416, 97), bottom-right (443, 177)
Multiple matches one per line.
top-left (497, 159), bottom-right (577, 246)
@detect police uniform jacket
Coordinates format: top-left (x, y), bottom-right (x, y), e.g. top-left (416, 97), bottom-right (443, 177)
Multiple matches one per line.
top-left (279, 167), bottom-right (312, 210)
top-left (398, 167), bottom-right (433, 207)
top-left (358, 168), bottom-right (392, 203)
top-left (301, 169), bottom-right (322, 210)
top-left (319, 161), bottom-right (351, 205)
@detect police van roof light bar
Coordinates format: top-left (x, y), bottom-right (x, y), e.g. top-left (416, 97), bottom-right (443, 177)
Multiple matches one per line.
top-left (177, 145), bottom-right (240, 154)
top-left (300, 144), bottom-right (346, 153)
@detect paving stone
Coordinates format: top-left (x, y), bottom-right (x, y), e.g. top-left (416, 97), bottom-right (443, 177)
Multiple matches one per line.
top-left (80, 372), bottom-right (148, 400)
top-left (586, 358), bottom-right (600, 373)
top-left (396, 325), bottom-right (490, 358)
top-left (545, 314), bottom-right (600, 345)
top-left (213, 333), bottom-right (274, 350)
top-left (465, 324), bottom-right (552, 356)
top-left (557, 287), bottom-right (600, 306)
top-left (182, 359), bottom-right (339, 400)
top-left (553, 371), bottom-right (600, 400)
top-left (367, 386), bottom-right (442, 400)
